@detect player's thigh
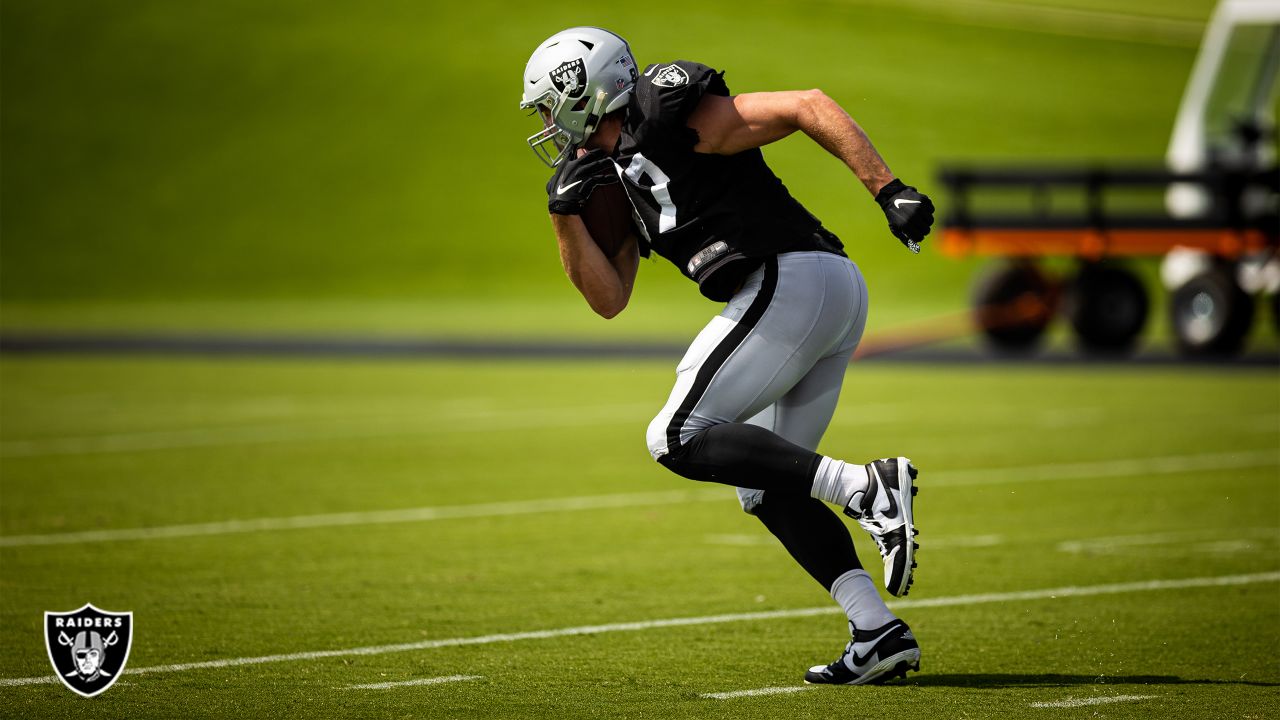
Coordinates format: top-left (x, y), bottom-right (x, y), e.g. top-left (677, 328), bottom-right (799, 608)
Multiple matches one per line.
top-left (736, 261), bottom-right (866, 514)
top-left (646, 321), bottom-right (813, 459)
top-left (679, 255), bottom-right (857, 434)
top-left (736, 349), bottom-right (854, 513)
top-left (648, 253), bottom-right (865, 459)
top-left (772, 349), bottom-right (857, 451)
top-left (645, 313), bottom-right (739, 458)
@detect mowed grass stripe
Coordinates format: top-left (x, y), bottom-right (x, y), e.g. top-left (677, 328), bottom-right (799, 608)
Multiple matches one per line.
top-left (2, 450), bottom-right (1274, 547)
top-left (0, 402), bottom-right (655, 458)
top-left (0, 489), bottom-right (727, 547)
top-left (706, 533), bottom-right (1005, 548)
top-left (929, 449), bottom-right (1277, 487)
top-left (849, 0), bottom-right (1204, 46)
top-left (2, 572), bottom-right (1275, 688)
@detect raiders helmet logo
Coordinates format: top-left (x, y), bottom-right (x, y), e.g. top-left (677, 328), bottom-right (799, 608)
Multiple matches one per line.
top-left (652, 64), bottom-right (689, 88)
top-left (549, 58), bottom-right (588, 99)
top-left (45, 603), bottom-right (133, 698)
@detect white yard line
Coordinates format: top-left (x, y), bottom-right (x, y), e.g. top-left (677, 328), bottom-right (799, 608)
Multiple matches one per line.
top-left (4, 449), bottom-right (1274, 548)
top-left (1, 571), bottom-right (1275, 688)
top-left (702, 686), bottom-right (814, 700)
top-left (1030, 694), bottom-right (1158, 708)
top-left (345, 674), bottom-right (482, 690)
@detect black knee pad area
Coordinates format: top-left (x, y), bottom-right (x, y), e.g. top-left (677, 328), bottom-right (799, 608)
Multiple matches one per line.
top-left (656, 442), bottom-right (708, 482)
top-left (656, 423), bottom-right (821, 490)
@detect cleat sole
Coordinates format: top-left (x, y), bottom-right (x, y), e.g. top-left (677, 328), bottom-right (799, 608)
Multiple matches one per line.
top-left (890, 459), bottom-right (917, 597)
top-left (851, 649), bottom-right (922, 686)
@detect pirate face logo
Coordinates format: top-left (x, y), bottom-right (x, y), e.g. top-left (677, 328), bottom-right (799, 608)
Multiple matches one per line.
top-left (45, 603), bottom-right (133, 697)
top-left (73, 632), bottom-right (108, 678)
top-left (652, 64), bottom-right (689, 88)
top-left (549, 58), bottom-right (587, 99)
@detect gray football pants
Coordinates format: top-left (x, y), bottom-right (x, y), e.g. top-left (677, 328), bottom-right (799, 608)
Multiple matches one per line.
top-left (645, 251), bottom-right (868, 512)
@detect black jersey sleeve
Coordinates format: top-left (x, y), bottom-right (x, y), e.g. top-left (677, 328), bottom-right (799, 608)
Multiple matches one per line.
top-left (629, 60), bottom-right (729, 150)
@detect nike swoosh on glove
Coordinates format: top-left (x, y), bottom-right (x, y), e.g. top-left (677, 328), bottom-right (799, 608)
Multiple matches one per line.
top-left (546, 148), bottom-right (620, 216)
top-left (875, 179), bottom-right (935, 253)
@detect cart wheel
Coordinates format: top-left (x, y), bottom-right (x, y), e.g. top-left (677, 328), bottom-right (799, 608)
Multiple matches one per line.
top-left (1170, 267), bottom-right (1254, 356)
top-left (1063, 263), bottom-right (1148, 355)
top-left (972, 262), bottom-right (1056, 353)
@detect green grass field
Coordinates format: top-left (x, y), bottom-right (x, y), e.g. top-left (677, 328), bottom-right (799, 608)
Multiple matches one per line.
top-left (0, 0), bottom-right (1219, 338)
top-left (1, 356), bottom-right (1276, 718)
top-left (3, 0), bottom-right (1278, 717)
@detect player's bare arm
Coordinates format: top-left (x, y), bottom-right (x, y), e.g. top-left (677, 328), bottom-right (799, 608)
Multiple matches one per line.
top-left (687, 90), bottom-right (894, 195)
top-left (688, 91), bottom-right (935, 250)
top-left (549, 213), bottom-right (639, 319)
top-left (541, 145), bottom-right (639, 318)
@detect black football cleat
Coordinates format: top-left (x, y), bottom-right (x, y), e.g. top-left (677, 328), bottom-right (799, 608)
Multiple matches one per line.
top-left (804, 619), bottom-right (921, 686)
top-left (844, 457), bottom-right (918, 596)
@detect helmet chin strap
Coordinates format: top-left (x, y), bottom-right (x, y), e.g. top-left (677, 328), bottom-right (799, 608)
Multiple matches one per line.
top-left (580, 88), bottom-right (609, 141)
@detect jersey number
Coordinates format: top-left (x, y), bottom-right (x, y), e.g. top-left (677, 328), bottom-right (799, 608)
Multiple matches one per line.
top-left (623, 153), bottom-right (677, 235)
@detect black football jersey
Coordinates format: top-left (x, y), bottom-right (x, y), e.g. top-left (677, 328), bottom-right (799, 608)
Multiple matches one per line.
top-left (612, 60), bottom-right (844, 301)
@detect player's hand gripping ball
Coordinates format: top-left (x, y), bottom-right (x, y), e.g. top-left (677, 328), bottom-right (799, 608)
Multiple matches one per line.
top-left (547, 149), bottom-right (633, 257)
top-left (875, 178), bottom-right (935, 254)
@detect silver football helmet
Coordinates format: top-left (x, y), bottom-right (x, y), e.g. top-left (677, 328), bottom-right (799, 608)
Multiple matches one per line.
top-left (520, 27), bottom-right (637, 167)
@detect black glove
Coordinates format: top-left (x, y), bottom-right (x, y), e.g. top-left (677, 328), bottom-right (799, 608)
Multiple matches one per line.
top-left (875, 178), bottom-right (935, 253)
top-left (546, 148), bottom-right (620, 215)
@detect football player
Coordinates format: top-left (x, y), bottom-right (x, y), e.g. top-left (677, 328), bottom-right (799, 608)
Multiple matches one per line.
top-left (520, 27), bottom-right (934, 685)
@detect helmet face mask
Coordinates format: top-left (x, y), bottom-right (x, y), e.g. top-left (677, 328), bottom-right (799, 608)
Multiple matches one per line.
top-left (524, 90), bottom-right (577, 167)
top-left (519, 27), bottom-right (637, 167)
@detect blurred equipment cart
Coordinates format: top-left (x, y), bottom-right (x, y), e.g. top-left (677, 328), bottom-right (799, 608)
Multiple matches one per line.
top-left (937, 0), bottom-right (1280, 357)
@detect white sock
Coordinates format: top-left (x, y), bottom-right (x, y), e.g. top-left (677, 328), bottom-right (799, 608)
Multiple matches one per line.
top-left (830, 569), bottom-right (896, 630)
top-left (810, 456), bottom-right (870, 508)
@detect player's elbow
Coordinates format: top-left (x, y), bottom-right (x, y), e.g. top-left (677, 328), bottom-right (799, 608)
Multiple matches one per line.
top-left (580, 282), bottom-right (630, 318)
top-left (794, 88), bottom-right (830, 126)
top-left (592, 294), bottom-right (628, 319)
top-left (799, 88), bottom-right (828, 103)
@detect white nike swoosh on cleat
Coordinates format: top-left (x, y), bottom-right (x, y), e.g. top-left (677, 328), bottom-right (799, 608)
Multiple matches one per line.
top-left (893, 199), bottom-right (922, 208)
top-left (847, 627), bottom-right (898, 667)
top-left (557, 180), bottom-right (584, 195)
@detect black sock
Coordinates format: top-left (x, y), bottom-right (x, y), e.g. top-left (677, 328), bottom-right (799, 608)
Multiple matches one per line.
top-left (753, 493), bottom-right (862, 590)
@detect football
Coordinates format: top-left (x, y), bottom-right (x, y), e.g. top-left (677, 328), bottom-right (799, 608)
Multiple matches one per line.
top-left (580, 182), bottom-right (635, 258)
